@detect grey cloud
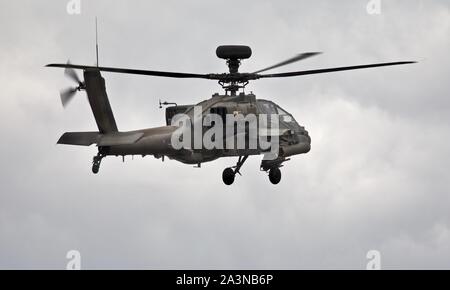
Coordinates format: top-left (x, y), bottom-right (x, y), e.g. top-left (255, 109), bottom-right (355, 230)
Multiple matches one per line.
top-left (0, 0), bottom-right (449, 269)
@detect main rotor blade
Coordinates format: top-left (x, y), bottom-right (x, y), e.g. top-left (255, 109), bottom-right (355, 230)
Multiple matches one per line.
top-left (258, 61), bottom-right (416, 78)
top-left (60, 87), bottom-right (77, 108)
top-left (47, 63), bottom-right (212, 79)
top-left (253, 52), bottom-right (322, 74)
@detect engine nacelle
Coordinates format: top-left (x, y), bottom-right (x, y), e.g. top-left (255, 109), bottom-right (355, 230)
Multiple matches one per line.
top-left (165, 105), bottom-right (192, 125)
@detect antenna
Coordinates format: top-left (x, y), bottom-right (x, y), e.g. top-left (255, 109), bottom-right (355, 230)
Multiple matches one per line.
top-left (95, 17), bottom-right (99, 67)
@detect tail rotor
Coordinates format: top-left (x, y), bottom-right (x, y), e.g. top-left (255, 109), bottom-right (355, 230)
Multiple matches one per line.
top-left (59, 60), bottom-right (85, 108)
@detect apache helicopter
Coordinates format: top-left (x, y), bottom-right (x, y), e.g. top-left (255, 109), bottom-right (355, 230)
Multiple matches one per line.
top-left (47, 45), bottom-right (415, 185)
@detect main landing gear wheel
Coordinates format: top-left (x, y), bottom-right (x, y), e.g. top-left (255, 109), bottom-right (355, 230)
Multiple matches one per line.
top-left (222, 168), bottom-right (235, 185)
top-left (222, 155), bottom-right (249, 185)
top-left (268, 167), bottom-right (281, 184)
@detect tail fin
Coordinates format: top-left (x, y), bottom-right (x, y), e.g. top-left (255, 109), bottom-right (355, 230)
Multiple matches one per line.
top-left (83, 69), bottom-right (118, 133)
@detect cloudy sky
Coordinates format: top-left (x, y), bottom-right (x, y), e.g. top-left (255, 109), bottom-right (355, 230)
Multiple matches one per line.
top-left (0, 0), bottom-right (449, 269)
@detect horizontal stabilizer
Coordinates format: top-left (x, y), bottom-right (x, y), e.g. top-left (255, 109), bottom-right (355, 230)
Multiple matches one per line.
top-left (97, 132), bottom-right (144, 146)
top-left (57, 131), bottom-right (144, 146)
top-left (58, 132), bottom-right (100, 146)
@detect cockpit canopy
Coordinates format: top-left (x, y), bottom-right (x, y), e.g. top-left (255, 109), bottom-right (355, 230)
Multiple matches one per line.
top-left (256, 99), bottom-right (302, 133)
top-left (164, 97), bottom-right (304, 135)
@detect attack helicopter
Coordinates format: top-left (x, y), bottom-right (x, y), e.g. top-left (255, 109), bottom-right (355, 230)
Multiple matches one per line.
top-left (47, 45), bottom-right (415, 185)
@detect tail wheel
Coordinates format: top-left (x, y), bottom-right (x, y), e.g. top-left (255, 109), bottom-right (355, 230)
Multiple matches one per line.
top-left (222, 168), bottom-right (235, 185)
top-left (268, 168), bottom-right (281, 184)
top-left (92, 163), bottom-right (100, 174)
top-left (92, 155), bottom-right (102, 174)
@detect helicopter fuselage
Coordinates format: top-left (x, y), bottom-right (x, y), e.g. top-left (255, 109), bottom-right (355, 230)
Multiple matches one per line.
top-left (103, 92), bottom-right (311, 166)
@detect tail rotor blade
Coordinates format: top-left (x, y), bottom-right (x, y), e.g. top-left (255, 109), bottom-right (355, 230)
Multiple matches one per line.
top-left (60, 87), bottom-right (77, 108)
top-left (64, 60), bottom-right (81, 84)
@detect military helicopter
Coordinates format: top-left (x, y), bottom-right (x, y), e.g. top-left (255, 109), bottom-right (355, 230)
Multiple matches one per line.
top-left (47, 44), bottom-right (415, 185)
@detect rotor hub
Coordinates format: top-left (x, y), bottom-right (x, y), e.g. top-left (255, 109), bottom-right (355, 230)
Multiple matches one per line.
top-left (215, 45), bottom-right (253, 94)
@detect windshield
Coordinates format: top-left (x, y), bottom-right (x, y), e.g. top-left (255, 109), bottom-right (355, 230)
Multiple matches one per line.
top-left (256, 100), bottom-right (302, 132)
